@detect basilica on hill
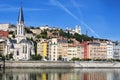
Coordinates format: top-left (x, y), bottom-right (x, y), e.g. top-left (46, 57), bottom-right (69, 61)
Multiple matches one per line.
top-left (6, 6), bottom-right (35, 61)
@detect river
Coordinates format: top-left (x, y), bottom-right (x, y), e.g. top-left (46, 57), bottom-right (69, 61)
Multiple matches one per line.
top-left (0, 68), bottom-right (120, 80)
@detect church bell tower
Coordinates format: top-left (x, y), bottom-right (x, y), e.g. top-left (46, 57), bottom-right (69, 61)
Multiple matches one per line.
top-left (17, 6), bottom-right (25, 37)
top-left (16, 5), bottom-right (26, 43)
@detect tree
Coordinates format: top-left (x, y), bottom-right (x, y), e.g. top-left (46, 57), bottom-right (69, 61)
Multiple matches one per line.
top-left (35, 34), bottom-right (41, 39)
top-left (58, 55), bottom-right (62, 60)
top-left (9, 31), bottom-right (14, 34)
top-left (71, 57), bottom-right (80, 61)
top-left (12, 34), bottom-right (15, 38)
top-left (31, 55), bottom-right (42, 60)
top-left (9, 53), bottom-right (13, 59)
top-left (25, 27), bottom-right (33, 33)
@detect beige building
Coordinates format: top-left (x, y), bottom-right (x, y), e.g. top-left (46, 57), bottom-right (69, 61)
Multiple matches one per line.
top-left (67, 45), bottom-right (77, 61)
top-left (0, 24), bottom-right (10, 31)
top-left (57, 39), bottom-right (68, 61)
top-left (30, 29), bottom-right (41, 35)
top-left (0, 39), bottom-right (6, 55)
top-left (77, 45), bottom-right (84, 59)
top-left (87, 41), bottom-right (107, 60)
top-left (48, 38), bottom-right (68, 61)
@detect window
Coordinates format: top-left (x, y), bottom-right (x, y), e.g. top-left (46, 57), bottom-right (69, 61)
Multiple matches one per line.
top-left (23, 46), bottom-right (24, 53)
top-left (17, 50), bottom-right (19, 56)
top-left (25, 45), bottom-right (27, 53)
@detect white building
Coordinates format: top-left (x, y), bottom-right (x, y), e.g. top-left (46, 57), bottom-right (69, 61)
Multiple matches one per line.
top-left (113, 41), bottom-right (120, 59)
top-left (40, 26), bottom-right (49, 30)
top-left (0, 24), bottom-right (10, 31)
top-left (106, 41), bottom-right (113, 59)
top-left (65, 25), bottom-right (82, 35)
top-left (48, 38), bottom-right (58, 61)
top-left (7, 6), bottom-right (35, 61)
top-left (75, 25), bottom-right (81, 35)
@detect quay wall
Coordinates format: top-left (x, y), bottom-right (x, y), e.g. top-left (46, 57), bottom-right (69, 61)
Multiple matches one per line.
top-left (1, 61), bottom-right (120, 68)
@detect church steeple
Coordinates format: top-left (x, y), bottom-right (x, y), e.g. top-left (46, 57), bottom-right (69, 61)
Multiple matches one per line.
top-left (17, 5), bottom-right (25, 39)
top-left (18, 6), bottom-right (24, 24)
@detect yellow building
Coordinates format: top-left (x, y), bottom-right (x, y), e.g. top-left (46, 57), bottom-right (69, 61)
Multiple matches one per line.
top-left (37, 39), bottom-right (48, 59)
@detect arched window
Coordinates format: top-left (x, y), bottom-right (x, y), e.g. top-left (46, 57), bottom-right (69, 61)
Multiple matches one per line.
top-left (25, 45), bottom-right (27, 53)
top-left (23, 46), bottom-right (24, 53)
top-left (17, 50), bottom-right (19, 55)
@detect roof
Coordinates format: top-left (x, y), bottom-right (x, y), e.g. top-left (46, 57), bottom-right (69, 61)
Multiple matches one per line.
top-left (18, 6), bottom-right (24, 24)
top-left (10, 39), bottom-right (17, 43)
top-left (19, 39), bottom-right (28, 43)
top-left (10, 43), bottom-right (14, 49)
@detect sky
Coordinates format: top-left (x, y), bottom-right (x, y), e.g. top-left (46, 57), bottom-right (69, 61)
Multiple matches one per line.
top-left (0, 0), bottom-right (120, 41)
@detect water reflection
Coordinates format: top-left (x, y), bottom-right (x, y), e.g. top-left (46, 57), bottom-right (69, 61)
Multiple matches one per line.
top-left (0, 68), bottom-right (120, 80)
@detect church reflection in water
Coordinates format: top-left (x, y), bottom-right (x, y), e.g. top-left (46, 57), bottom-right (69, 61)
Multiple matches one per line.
top-left (0, 69), bottom-right (120, 80)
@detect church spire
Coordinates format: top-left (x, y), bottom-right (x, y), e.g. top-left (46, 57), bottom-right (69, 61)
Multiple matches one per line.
top-left (18, 5), bottom-right (24, 24)
top-left (16, 4), bottom-right (25, 40)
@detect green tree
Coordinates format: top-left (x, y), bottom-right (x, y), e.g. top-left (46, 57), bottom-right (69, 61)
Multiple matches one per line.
top-left (9, 31), bottom-right (14, 34)
top-left (58, 55), bottom-right (62, 60)
top-left (35, 34), bottom-right (41, 39)
top-left (31, 55), bottom-right (42, 60)
top-left (12, 34), bottom-right (15, 38)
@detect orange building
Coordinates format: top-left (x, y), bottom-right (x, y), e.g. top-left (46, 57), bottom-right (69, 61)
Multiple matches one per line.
top-left (0, 30), bottom-right (9, 38)
top-left (81, 41), bottom-right (107, 60)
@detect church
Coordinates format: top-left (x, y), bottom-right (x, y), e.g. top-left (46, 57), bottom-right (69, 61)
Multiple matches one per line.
top-left (6, 6), bottom-right (35, 61)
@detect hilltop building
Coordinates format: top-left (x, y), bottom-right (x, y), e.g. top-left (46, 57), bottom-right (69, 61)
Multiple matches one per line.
top-left (75, 25), bottom-right (81, 35)
top-left (66, 25), bottom-right (82, 35)
top-left (0, 24), bottom-right (10, 31)
top-left (0, 24), bottom-right (16, 32)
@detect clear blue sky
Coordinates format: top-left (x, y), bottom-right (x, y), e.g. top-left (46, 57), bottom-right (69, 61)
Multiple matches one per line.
top-left (0, 0), bottom-right (120, 41)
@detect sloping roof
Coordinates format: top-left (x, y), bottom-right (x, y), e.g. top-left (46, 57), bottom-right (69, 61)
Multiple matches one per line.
top-left (19, 39), bottom-right (28, 43)
top-left (10, 39), bottom-right (17, 43)
top-left (18, 6), bottom-right (24, 24)
top-left (10, 43), bottom-right (14, 49)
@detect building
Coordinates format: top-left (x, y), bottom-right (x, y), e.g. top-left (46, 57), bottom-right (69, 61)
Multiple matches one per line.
top-left (82, 41), bottom-right (107, 60)
top-left (30, 29), bottom-right (41, 35)
top-left (40, 26), bottom-right (49, 30)
top-left (37, 39), bottom-right (48, 59)
top-left (65, 25), bottom-right (82, 35)
top-left (48, 38), bottom-right (58, 61)
top-left (77, 45), bottom-right (84, 59)
top-left (113, 41), bottom-right (120, 59)
top-left (106, 41), bottom-right (113, 59)
top-left (57, 39), bottom-right (68, 61)
top-left (0, 30), bottom-right (9, 38)
top-left (7, 5), bottom-right (35, 61)
top-left (8, 24), bottom-right (17, 32)
top-left (67, 45), bottom-right (77, 61)
top-left (0, 24), bottom-right (10, 31)
top-left (75, 25), bottom-right (81, 35)
top-left (0, 39), bottom-right (6, 56)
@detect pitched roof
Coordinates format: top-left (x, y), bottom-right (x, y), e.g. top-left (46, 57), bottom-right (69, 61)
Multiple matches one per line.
top-left (18, 6), bottom-right (24, 24)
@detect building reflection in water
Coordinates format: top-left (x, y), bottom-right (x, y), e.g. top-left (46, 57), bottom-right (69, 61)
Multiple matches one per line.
top-left (1, 69), bottom-right (120, 80)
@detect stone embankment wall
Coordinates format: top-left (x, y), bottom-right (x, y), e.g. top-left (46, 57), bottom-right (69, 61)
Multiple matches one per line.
top-left (1, 61), bottom-right (120, 68)
top-left (4, 61), bottom-right (75, 68)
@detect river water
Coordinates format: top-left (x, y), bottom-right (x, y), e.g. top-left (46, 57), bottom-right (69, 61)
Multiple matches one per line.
top-left (0, 68), bottom-right (120, 80)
